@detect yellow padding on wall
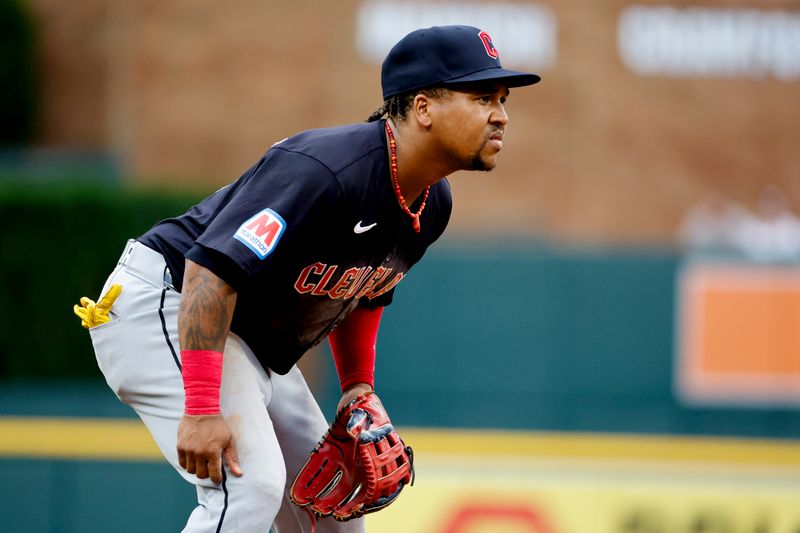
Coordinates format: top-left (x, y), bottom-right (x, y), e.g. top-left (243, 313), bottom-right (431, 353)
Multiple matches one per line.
top-left (0, 417), bottom-right (162, 460)
top-left (1, 416), bottom-right (799, 466)
top-left (407, 427), bottom-right (800, 467)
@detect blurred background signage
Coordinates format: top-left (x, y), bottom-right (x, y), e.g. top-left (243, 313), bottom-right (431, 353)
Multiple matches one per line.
top-left (355, 1), bottom-right (558, 69)
top-left (619, 6), bottom-right (800, 80)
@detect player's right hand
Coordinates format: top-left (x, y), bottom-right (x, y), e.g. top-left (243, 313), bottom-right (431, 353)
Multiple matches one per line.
top-left (177, 414), bottom-right (243, 484)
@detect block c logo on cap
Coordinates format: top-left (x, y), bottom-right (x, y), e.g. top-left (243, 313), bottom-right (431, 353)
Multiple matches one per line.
top-left (235, 208), bottom-right (286, 259)
top-left (478, 30), bottom-right (499, 59)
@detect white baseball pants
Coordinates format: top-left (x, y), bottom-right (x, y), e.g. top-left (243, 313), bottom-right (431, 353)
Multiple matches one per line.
top-left (89, 240), bottom-right (364, 533)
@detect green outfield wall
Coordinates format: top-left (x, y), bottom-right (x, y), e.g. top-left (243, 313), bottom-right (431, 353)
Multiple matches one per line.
top-left (375, 244), bottom-right (800, 439)
top-left (0, 185), bottom-right (204, 378)
top-left (3, 423), bottom-right (800, 533)
top-left (2, 186), bottom-right (799, 533)
top-left (2, 185), bottom-right (799, 439)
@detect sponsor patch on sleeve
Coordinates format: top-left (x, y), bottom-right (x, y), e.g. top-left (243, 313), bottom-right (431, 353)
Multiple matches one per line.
top-left (234, 208), bottom-right (286, 259)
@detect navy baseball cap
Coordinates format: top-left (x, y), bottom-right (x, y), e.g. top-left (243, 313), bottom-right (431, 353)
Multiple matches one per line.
top-left (381, 25), bottom-right (541, 99)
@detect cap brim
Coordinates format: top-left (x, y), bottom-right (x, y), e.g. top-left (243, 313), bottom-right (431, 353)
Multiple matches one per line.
top-left (442, 67), bottom-right (541, 89)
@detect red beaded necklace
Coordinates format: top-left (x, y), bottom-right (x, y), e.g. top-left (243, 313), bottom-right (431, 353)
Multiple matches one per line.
top-left (385, 121), bottom-right (430, 233)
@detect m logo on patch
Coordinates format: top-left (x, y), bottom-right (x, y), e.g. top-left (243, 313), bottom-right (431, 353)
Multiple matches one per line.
top-left (234, 208), bottom-right (286, 259)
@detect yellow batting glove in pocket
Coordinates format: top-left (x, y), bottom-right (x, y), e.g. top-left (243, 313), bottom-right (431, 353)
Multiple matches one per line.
top-left (73, 284), bottom-right (122, 329)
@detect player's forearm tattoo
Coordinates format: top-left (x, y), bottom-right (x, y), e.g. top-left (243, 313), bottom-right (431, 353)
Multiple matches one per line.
top-left (178, 269), bottom-right (236, 352)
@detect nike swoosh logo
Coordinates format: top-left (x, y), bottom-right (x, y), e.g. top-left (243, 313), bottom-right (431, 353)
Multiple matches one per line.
top-left (354, 220), bottom-right (377, 234)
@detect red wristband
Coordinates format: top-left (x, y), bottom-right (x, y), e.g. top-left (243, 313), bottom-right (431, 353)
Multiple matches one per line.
top-left (180, 349), bottom-right (223, 416)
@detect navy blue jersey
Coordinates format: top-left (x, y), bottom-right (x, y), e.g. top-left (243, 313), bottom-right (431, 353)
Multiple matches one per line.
top-left (139, 120), bottom-right (452, 374)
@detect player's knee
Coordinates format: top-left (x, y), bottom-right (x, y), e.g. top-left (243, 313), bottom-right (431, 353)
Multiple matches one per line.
top-left (251, 474), bottom-right (284, 504)
top-left (237, 469), bottom-right (285, 515)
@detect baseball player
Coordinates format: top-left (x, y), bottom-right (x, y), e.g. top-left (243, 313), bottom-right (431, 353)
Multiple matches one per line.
top-left (74, 25), bottom-right (539, 532)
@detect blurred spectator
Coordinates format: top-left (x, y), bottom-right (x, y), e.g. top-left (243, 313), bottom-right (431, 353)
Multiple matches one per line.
top-left (731, 185), bottom-right (800, 262)
top-left (679, 191), bottom-right (751, 254)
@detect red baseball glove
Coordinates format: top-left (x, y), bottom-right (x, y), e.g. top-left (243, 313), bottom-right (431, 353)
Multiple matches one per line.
top-left (290, 391), bottom-right (414, 522)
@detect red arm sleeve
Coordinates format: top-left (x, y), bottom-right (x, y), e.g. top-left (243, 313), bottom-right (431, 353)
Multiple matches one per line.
top-left (328, 306), bottom-right (383, 392)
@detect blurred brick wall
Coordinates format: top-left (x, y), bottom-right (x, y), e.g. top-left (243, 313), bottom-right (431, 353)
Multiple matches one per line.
top-left (29, 0), bottom-right (109, 147)
top-left (26, 0), bottom-right (800, 244)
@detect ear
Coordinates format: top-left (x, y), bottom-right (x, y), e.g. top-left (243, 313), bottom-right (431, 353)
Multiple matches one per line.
top-left (411, 94), bottom-right (433, 128)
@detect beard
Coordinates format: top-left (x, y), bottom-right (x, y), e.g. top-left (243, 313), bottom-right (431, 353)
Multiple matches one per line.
top-left (469, 139), bottom-right (496, 171)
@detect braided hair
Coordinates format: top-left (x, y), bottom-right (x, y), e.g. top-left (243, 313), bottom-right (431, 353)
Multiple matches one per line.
top-left (366, 88), bottom-right (448, 122)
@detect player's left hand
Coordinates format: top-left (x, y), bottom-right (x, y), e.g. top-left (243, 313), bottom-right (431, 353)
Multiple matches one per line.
top-left (337, 382), bottom-right (373, 412)
top-left (290, 391), bottom-right (414, 521)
